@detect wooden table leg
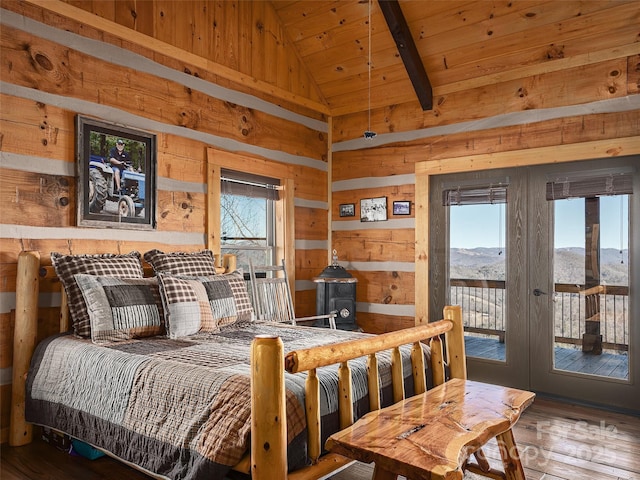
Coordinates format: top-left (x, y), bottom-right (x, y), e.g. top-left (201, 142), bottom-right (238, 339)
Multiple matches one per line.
top-left (496, 429), bottom-right (526, 480)
top-left (372, 465), bottom-right (398, 480)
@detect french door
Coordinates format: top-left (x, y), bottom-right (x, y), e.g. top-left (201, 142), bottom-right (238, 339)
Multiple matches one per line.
top-left (429, 157), bottom-right (639, 412)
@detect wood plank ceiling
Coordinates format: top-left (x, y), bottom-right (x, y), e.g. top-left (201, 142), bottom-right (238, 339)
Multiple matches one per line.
top-left (270, 0), bottom-right (640, 117)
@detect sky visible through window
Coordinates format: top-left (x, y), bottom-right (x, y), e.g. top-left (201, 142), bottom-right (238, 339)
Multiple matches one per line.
top-left (450, 195), bottom-right (629, 250)
top-left (221, 195), bottom-right (267, 241)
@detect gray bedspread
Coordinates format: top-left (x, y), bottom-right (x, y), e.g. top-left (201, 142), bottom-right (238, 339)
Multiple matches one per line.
top-left (26, 322), bottom-right (421, 479)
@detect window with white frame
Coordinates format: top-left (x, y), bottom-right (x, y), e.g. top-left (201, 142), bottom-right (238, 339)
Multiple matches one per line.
top-left (220, 169), bottom-right (280, 273)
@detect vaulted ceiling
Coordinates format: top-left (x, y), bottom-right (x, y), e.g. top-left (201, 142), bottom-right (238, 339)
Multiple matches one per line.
top-left (12, 0), bottom-right (639, 120)
top-left (270, 1), bottom-right (640, 117)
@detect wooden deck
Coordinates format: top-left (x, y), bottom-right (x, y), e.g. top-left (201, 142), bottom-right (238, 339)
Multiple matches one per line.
top-left (464, 335), bottom-right (629, 379)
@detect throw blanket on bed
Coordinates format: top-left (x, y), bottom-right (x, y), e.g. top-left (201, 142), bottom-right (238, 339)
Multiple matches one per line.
top-left (26, 322), bottom-right (422, 480)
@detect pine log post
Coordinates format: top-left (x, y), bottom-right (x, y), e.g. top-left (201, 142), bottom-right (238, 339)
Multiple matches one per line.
top-left (251, 335), bottom-right (287, 479)
top-left (222, 253), bottom-right (237, 273)
top-left (445, 305), bottom-right (467, 380)
top-left (10, 250), bottom-right (40, 446)
top-left (338, 361), bottom-right (354, 429)
top-left (430, 335), bottom-right (445, 386)
top-left (59, 286), bottom-right (69, 332)
top-left (305, 369), bottom-right (321, 463)
top-left (410, 340), bottom-right (427, 394)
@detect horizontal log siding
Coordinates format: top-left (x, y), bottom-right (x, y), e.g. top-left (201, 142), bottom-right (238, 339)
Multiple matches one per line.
top-left (332, 110), bottom-right (640, 180)
top-left (1, 24), bottom-right (326, 162)
top-left (5, 0), bottom-right (326, 117)
top-left (0, 5), bottom-right (330, 444)
top-left (333, 57), bottom-right (638, 142)
top-left (330, 108), bottom-right (639, 332)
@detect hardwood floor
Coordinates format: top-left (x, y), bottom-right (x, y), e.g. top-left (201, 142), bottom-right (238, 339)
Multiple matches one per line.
top-left (2, 396), bottom-right (638, 480)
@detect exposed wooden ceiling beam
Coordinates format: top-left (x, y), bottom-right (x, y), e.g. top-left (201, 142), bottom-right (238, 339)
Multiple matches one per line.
top-left (378, 0), bottom-right (433, 111)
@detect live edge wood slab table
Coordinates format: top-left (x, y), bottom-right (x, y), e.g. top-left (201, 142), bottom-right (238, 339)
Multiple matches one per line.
top-left (326, 378), bottom-right (535, 480)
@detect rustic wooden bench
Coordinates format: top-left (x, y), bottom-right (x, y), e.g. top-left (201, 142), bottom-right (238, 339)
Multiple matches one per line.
top-left (326, 378), bottom-right (535, 480)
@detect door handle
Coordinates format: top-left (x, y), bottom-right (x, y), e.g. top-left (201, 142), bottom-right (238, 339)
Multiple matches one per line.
top-left (533, 288), bottom-right (547, 296)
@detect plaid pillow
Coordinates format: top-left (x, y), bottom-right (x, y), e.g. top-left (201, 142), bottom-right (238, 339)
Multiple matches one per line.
top-left (75, 275), bottom-right (165, 344)
top-left (144, 249), bottom-right (217, 276)
top-left (158, 271), bottom-right (253, 338)
top-left (51, 252), bottom-right (144, 337)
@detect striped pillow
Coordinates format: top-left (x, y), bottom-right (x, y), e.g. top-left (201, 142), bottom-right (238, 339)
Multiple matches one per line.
top-left (144, 249), bottom-right (217, 276)
top-left (158, 271), bottom-right (253, 338)
top-left (75, 274), bottom-right (165, 344)
top-left (51, 252), bottom-right (144, 337)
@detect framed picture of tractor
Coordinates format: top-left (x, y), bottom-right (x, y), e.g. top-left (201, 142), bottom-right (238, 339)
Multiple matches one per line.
top-left (76, 115), bottom-right (157, 230)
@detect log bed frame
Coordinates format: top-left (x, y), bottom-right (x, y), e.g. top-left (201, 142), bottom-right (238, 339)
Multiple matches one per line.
top-left (10, 250), bottom-right (468, 480)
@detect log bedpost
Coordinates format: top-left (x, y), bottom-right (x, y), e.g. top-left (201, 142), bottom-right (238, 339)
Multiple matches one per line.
top-left (10, 250), bottom-right (40, 446)
top-left (338, 362), bottom-right (353, 429)
top-left (367, 353), bottom-right (381, 411)
top-left (251, 335), bottom-right (287, 479)
top-left (305, 369), bottom-right (321, 463)
top-left (59, 288), bottom-right (69, 333)
top-left (391, 346), bottom-right (405, 402)
top-left (411, 341), bottom-right (427, 395)
top-left (429, 335), bottom-right (445, 387)
top-left (222, 253), bottom-right (237, 273)
top-left (444, 305), bottom-right (467, 380)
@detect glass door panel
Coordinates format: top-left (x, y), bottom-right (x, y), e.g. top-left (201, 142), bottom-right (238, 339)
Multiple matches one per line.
top-left (552, 195), bottom-right (630, 380)
top-left (530, 158), bottom-right (638, 412)
top-left (450, 202), bottom-right (506, 362)
top-left (430, 158), bottom-right (638, 410)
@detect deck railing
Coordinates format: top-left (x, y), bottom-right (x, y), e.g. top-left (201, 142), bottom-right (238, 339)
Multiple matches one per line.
top-left (449, 279), bottom-right (629, 352)
top-left (554, 283), bottom-right (629, 351)
top-left (449, 279), bottom-right (506, 342)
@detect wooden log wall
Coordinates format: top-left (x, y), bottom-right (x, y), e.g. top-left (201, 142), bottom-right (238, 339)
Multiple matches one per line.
top-left (2, 0), bottom-right (640, 444)
top-left (54, 0), bottom-right (327, 116)
top-left (0, 0), bottom-right (329, 443)
top-left (331, 51), bottom-right (640, 333)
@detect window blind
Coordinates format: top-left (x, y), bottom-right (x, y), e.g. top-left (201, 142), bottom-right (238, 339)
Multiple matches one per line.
top-left (546, 172), bottom-right (632, 200)
top-left (443, 185), bottom-right (507, 206)
top-left (221, 169), bottom-right (280, 200)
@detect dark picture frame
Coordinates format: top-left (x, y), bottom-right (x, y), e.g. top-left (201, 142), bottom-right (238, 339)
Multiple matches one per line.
top-left (393, 200), bottom-right (411, 215)
top-left (76, 116), bottom-right (157, 229)
top-left (339, 203), bottom-right (355, 217)
top-left (360, 196), bottom-right (387, 222)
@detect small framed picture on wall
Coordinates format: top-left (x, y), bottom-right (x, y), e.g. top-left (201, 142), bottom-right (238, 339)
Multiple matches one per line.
top-left (360, 196), bottom-right (387, 222)
top-left (339, 203), bottom-right (355, 217)
top-left (393, 200), bottom-right (411, 215)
